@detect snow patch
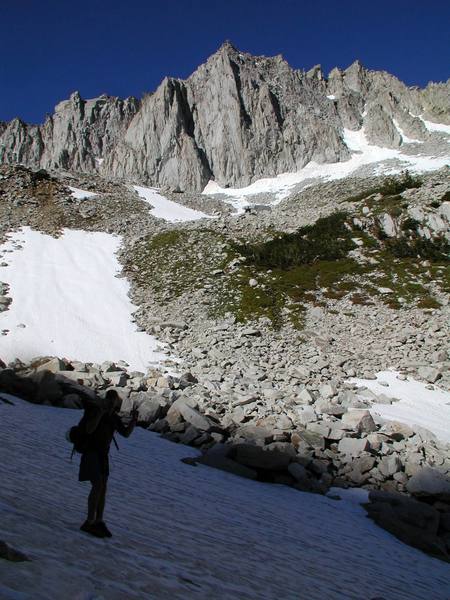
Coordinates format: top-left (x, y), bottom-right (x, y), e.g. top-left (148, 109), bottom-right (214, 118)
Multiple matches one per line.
top-left (133, 185), bottom-right (212, 222)
top-left (392, 119), bottom-right (424, 144)
top-left (0, 398), bottom-right (449, 599)
top-left (0, 227), bottom-right (171, 372)
top-left (350, 370), bottom-right (450, 443)
top-left (326, 94), bottom-right (336, 100)
top-left (419, 117), bottom-right (450, 135)
top-left (68, 186), bottom-right (98, 200)
top-left (203, 127), bottom-right (449, 212)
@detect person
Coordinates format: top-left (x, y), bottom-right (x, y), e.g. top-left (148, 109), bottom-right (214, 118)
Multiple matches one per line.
top-left (78, 389), bottom-right (138, 538)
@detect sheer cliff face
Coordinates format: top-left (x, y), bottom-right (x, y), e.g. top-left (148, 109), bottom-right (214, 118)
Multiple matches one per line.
top-left (1, 43), bottom-right (448, 191)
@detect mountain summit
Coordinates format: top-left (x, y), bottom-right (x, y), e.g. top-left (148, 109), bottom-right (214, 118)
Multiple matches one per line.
top-left (0, 44), bottom-right (449, 191)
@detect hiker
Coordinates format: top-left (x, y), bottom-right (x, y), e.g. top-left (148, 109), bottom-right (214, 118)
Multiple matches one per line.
top-left (78, 389), bottom-right (138, 538)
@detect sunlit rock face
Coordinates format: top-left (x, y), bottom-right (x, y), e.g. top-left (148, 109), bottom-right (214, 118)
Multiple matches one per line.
top-left (1, 41), bottom-right (448, 191)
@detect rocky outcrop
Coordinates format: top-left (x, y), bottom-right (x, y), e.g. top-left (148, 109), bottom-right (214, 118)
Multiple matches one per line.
top-left (1, 43), bottom-right (449, 191)
top-left (0, 93), bottom-right (139, 173)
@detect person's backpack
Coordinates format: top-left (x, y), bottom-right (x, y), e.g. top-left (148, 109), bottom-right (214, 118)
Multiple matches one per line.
top-left (66, 414), bottom-right (120, 457)
top-left (66, 417), bottom-right (90, 455)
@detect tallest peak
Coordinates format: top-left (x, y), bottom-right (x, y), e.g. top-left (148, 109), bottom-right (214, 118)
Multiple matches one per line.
top-left (219, 40), bottom-right (238, 51)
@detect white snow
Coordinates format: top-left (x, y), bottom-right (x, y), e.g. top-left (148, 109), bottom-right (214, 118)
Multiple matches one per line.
top-left (392, 119), bottom-right (424, 144)
top-left (133, 185), bottom-right (212, 222)
top-left (350, 370), bottom-right (450, 443)
top-left (68, 186), bottom-right (98, 200)
top-left (418, 116), bottom-right (450, 136)
top-left (94, 157), bottom-right (104, 166)
top-left (326, 94), bottom-right (336, 100)
top-left (203, 127), bottom-right (449, 213)
top-left (1, 397), bottom-right (449, 599)
top-left (0, 227), bottom-right (170, 372)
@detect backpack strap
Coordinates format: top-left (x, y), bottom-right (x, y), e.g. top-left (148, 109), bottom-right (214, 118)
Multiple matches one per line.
top-left (112, 435), bottom-right (119, 451)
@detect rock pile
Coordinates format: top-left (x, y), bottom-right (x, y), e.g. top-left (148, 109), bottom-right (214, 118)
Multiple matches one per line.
top-left (2, 356), bottom-right (449, 498)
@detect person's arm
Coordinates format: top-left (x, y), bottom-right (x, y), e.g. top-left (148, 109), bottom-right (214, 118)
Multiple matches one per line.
top-left (114, 408), bottom-right (138, 438)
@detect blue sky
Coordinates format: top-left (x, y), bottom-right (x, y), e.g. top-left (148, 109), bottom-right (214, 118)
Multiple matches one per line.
top-left (1, 0), bottom-right (449, 124)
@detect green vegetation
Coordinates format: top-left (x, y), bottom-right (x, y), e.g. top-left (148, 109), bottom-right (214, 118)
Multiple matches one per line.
top-left (234, 213), bottom-right (356, 268)
top-left (126, 190), bottom-right (447, 331)
top-left (342, 171), bottom-right (422, 205)
top-left (385, 235), bottom-right (450, 261)
top-left (377, 171), bottom-right (422, 196)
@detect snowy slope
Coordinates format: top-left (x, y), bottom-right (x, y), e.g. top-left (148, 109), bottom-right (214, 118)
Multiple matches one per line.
top-left (0, 398), bottom-right (449, 600)
top-left (133, 186), bottom-right (212, 222)
top-left (203, 127), bottom-right (450, 213)
top-left (0, 228), bottom-right (170, 372)
top-left (351, 371), bottom-right (450, 444)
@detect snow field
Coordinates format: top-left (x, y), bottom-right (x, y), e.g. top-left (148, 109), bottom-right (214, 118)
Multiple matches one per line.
top-left (133, 185), bottom-right (213, 222)
top-left (0, 227), bottom-right (170, 372)
top-left (350, 371), bottom-right (450, 444)
top-left (0, 398), bottom-right (449, 599)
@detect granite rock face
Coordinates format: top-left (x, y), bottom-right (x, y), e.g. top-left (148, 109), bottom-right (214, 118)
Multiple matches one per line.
top-left (1, 42), bottom-right (449, 191)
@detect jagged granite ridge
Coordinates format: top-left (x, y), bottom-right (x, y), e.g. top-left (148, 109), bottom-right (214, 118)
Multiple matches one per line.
top-left (1, 41), bottom-right (449, 191)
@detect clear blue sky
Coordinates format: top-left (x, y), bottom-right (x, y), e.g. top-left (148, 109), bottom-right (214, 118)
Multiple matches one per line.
top-left (1, 0), bottom-right (449, 124)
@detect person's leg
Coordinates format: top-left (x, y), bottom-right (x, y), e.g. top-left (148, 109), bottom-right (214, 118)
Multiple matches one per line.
top-left (96, 477), bottom-right (107, 522)
top-left (87, 479), bottom-right (103, 523)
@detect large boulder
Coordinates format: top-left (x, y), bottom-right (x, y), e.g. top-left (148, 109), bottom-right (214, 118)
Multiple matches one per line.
top-left (338, 436), bottom-right (370, 457)
top-left (406, 467), bottom-right (450, 500)
top-left (364, 491), bottom-right (448, 562)
top-left (232, 444), bottom-right (292, 471)
top-left (166, 398), bottom-right (213, 432)
top-left (341, 409), bottom-right (377, 433)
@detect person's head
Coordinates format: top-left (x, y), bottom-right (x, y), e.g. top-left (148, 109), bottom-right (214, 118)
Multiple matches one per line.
top-left (104, 389), bottom-right (122, 415)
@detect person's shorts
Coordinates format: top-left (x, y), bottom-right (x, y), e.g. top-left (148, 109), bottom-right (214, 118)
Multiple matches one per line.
top-left (79, 452), bottom-right (109, 483)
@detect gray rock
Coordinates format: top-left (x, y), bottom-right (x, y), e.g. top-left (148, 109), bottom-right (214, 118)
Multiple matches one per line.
top-left (292, 405), bottom-right (317, 426)
top-left (338, 437), bottom-right (370, 457)
top-left (341, 409), bottom-right (377, 433)
top-left (233, 443), bottom-right (292, 471)
top-left (418, 366), bottom-right (442, 383)
top-left (2, 44), bottom-right (446, 192)
top-left (407, 467), bottom-right (450, 500)
top-left (378, 455), bottom-right (403, 477)
top-left (288, 462), bottom-right (309, 483)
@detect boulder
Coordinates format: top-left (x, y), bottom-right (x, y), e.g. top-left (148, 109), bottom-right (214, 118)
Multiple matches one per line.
top-left (128, 391), bottom-right (165, 423)
top-left (295, 388), bottom-right (314, 405)
top-left (378, 455), bottom-right (403, 477)
top-left (232, 444), bottom-right (292, 471)
top-left (196, 453), bottom-right (258, 480)
top-left (293, 405), bottom-right (317, 426)
top-left (32, 370), bottom-right (63, 405)
top-left (364, 492), bottom-right (448, 562)
top-left (0, 540), bottom-right (30, 562)
top-left (406, 467), bottom-right (450, 500)
top-left (417, 366), bottom-right (441, 384)
top-left (288, 462), bottom-right (309, 483)
top-left (381, 421), bottom-right (415, 441)
top-left (34, 357), bottom-right (69, 373)
top-left (338, 437), bottom-right (370, 457)
top-left (341, 409), bottom-right (377, 433)
top-left (166, 398), bottom-right (213, 432)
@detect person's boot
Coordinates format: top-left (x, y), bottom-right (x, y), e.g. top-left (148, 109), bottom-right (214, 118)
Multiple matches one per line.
top-left (80, 520), bottom-right (106, 538)
top-left (96, 521), bottom-right (112, 537)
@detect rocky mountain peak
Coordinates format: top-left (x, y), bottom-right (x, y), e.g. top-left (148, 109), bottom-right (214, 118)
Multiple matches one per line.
top-left (0, 45), bottom-right (449, 191)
